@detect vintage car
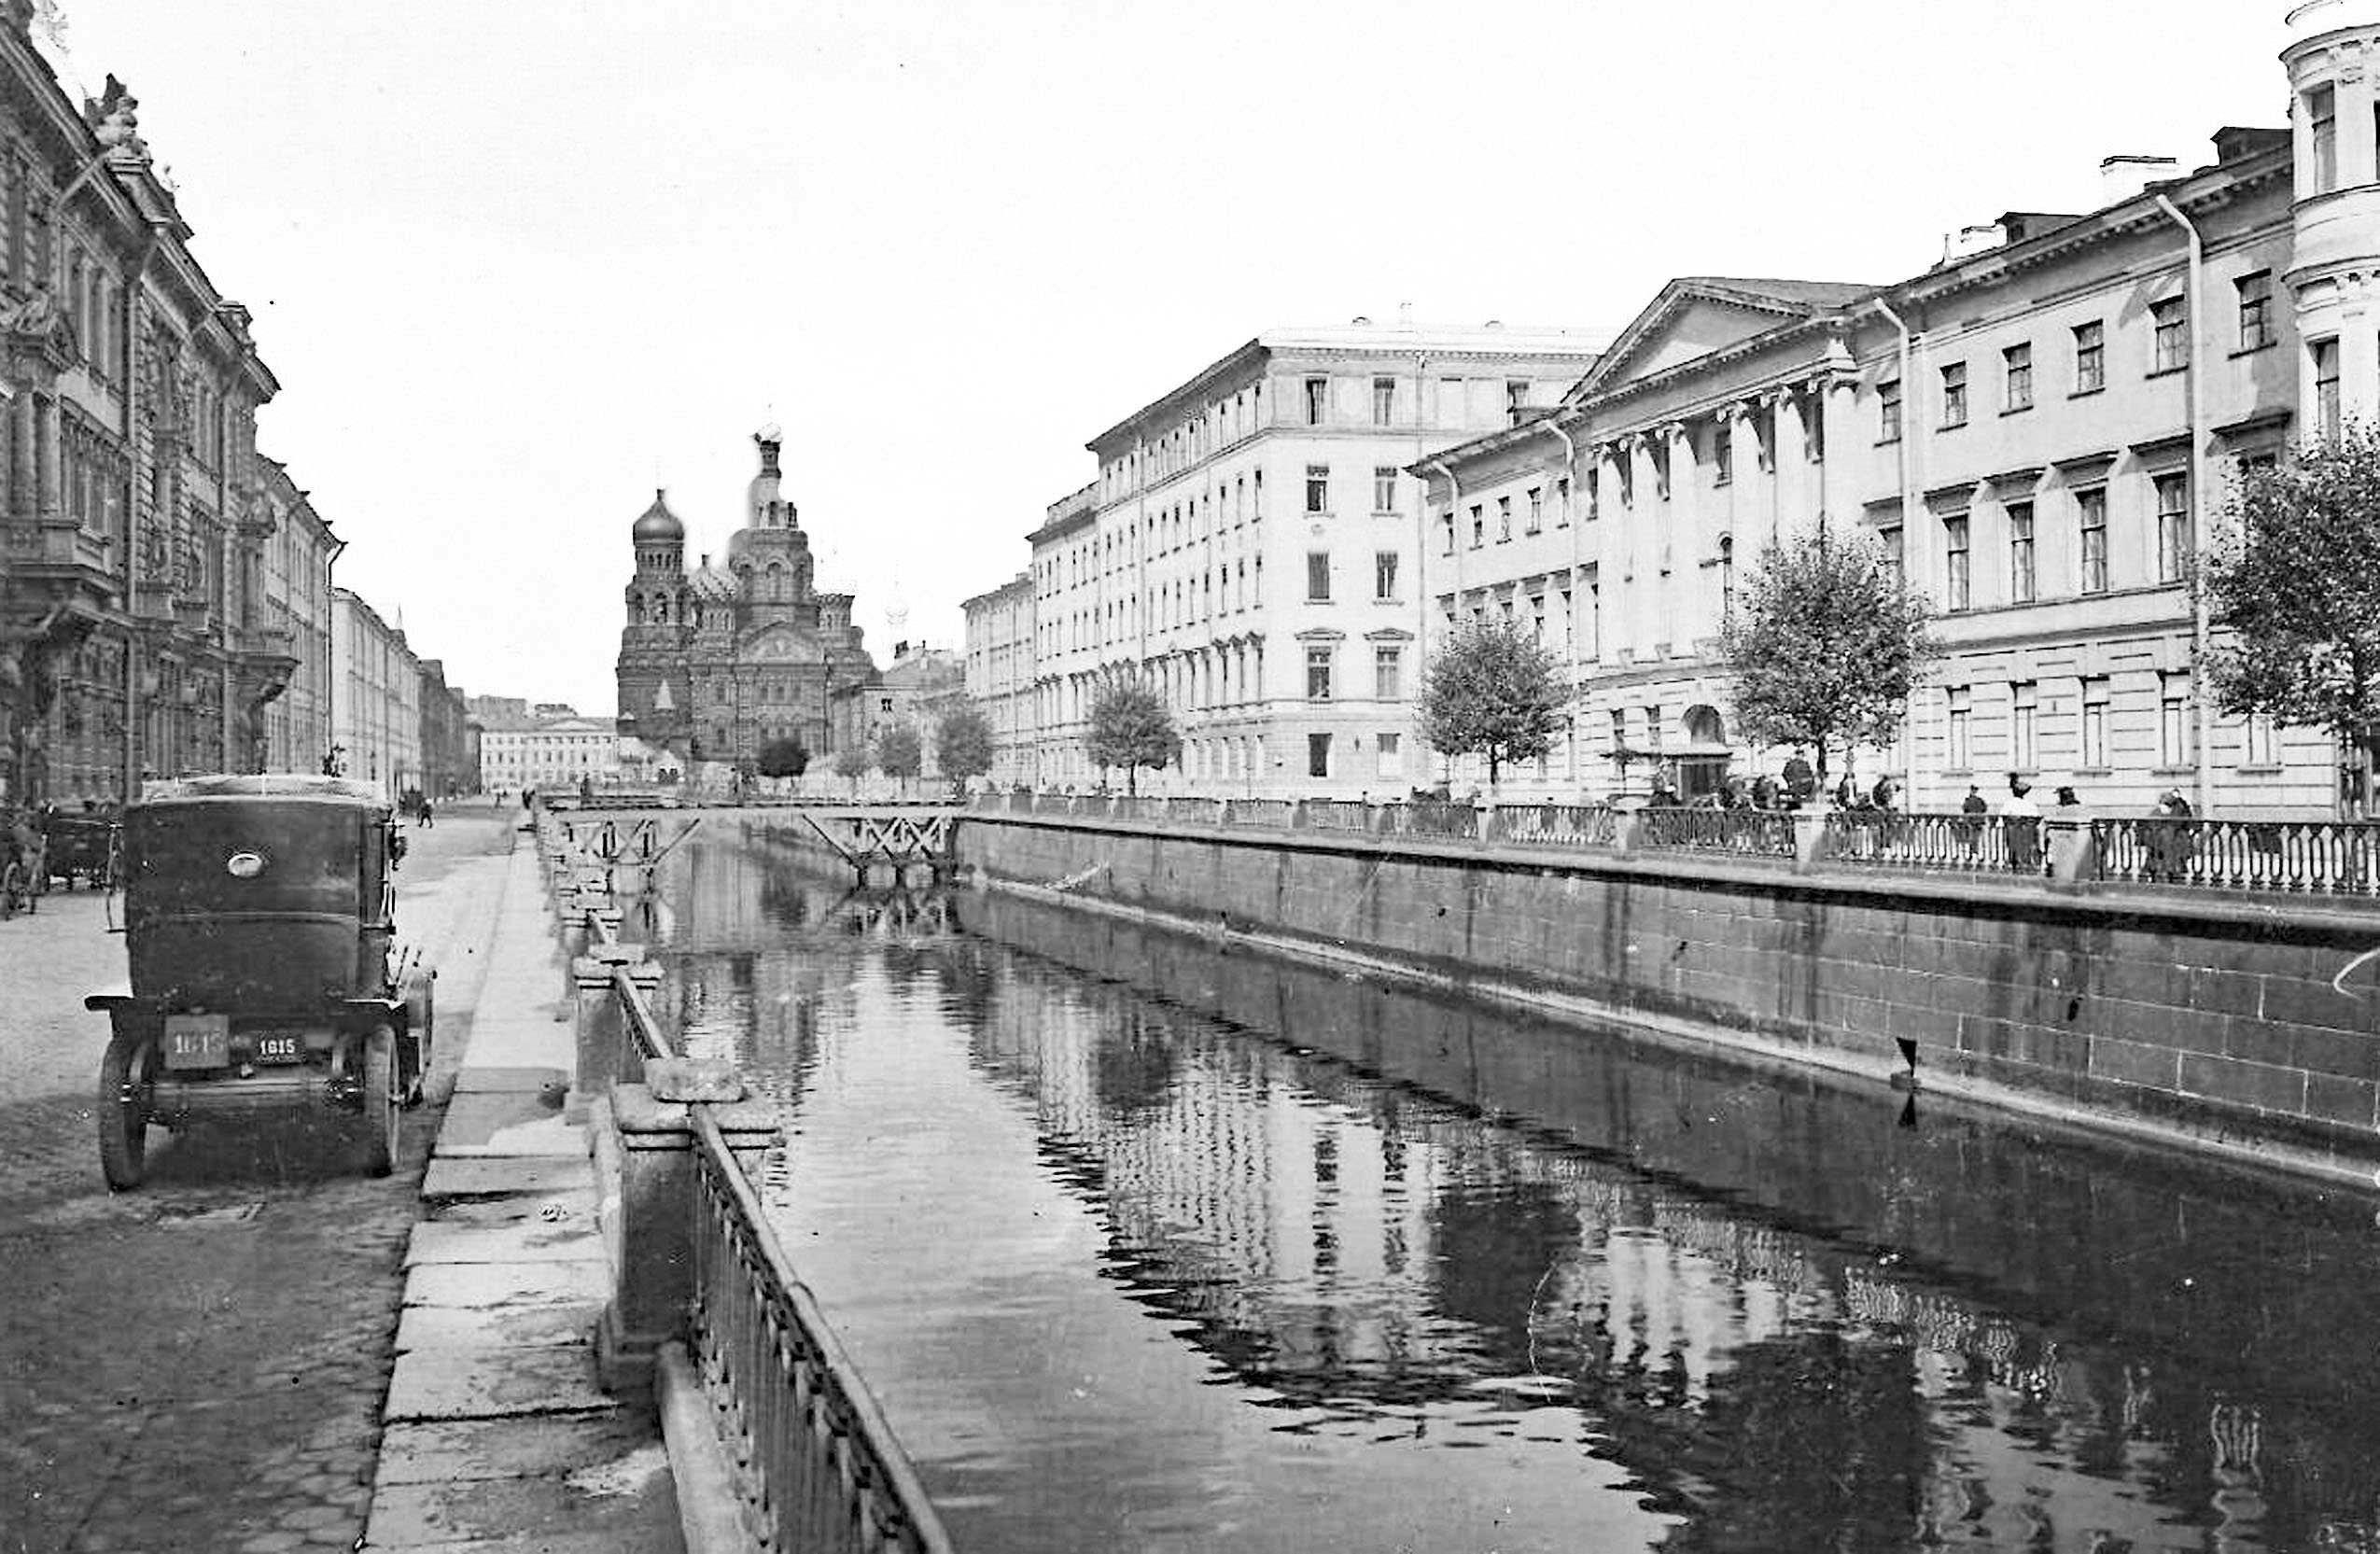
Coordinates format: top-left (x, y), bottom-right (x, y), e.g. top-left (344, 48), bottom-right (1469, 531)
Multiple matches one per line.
top-left (86, 774), bottom-right (434, 1188)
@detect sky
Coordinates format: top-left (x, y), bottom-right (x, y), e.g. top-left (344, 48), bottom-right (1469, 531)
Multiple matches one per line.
top-left (40, 0), bottom-right (2286, 717)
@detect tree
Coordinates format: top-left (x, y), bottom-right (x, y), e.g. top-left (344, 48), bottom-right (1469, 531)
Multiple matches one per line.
top-left (1417, 619), bottom-right (1567, 791)
top-left (2202, 426), bottom-right (2380, 814)
top-left (755, 737), bottom-right (809, 778)
top-left (1717, 528), bottom-right (1937, 781)
top-left (875, 722), bottom-right (922, 780)
top-left (1085, 679), bottom-right (1181, 795)
top-left (935, 702), bottom-right (995, 786)
top-left (832, 745), bottom-right (872, 781)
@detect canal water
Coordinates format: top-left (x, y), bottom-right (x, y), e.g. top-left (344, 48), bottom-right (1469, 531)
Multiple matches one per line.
top-left (639, 833), bottom-right (2380, 1553)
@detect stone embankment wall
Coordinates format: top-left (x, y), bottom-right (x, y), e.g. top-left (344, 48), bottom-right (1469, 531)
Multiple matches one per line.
top-left (949, 814), bottom-right (2380, 1186)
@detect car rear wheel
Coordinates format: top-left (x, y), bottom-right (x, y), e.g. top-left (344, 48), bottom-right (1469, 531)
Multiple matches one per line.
top-left (359, 1025), bottom-right (400, 1177)
top-left (98, 1035), bottom-right (156, 1190)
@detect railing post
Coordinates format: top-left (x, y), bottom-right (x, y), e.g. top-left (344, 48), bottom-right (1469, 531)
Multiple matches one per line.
top-left (2046, 817), bottom-right (2095, 884)
top-left (1793, 810), bottom-right (1831, 872)
top-left (595, 1059), bottom-right (781, 1402)
top-left (574, 945), bottom-right (646, 1092)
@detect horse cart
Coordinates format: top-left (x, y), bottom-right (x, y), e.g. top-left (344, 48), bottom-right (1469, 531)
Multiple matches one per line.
top-left (44, 808), bottom-right (121, 890)
top-left (86, 774), bottom-right (435, 1188)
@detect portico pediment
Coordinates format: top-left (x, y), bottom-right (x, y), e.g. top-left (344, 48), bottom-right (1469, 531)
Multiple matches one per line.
top-left (1566, 276), bottom-right (1877, 405)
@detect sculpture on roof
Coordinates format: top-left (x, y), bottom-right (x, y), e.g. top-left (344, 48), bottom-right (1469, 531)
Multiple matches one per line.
top-left (85, 75), bottom-right (146, 158)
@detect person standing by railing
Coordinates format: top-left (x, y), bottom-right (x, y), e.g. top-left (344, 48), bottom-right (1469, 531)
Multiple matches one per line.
top-left (2003, 777), bottom-right (2043, 875)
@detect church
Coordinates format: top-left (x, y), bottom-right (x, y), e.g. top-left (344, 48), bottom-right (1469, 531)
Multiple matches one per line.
top-left (613, 425), bottom-right (876, 777)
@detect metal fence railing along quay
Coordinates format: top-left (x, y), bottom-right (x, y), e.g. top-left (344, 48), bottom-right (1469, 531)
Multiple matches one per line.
top-left (1634, 805), bottom-right (1798, 858)
top-left (1815, 811), bottom-right (2021, 876)
top-left (2093, 815), bottom-right (2380, 899)
top-left (581, 907), bottom-right (955, 1554)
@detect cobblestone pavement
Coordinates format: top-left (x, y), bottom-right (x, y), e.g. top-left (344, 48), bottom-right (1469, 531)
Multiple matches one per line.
top-left (0, 807), bottom-right (519, 1554)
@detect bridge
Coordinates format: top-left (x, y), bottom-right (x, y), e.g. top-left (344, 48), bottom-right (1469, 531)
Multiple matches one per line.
top-left (551, 801), bottom-right (962, 889)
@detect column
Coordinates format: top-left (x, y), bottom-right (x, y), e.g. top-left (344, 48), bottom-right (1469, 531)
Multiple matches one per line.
top-left (1770, 386), bottom-right (1815, 547)
top-left (36, 394), bottom-right (60, 523)
top-left (10, 392), bottom-right (32, 523)
top-left (1659, 421), bottom-right (1701, 651)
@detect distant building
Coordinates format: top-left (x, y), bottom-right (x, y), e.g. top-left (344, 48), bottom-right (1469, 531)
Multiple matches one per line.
top-left (251, 458), bottom-right (340, 777)
top-left (1029, 320), bottom-right (1603, 794)
top-left (961, 570), bottom-right (1036, 783)
top-left (1414, 4), bottom-right (2380, 816)
top-left (329, 588), bottom-right (419, 799)
top-left (831, 642), bottom-right (961, 773)
top-left (470, 697), bottom-right (615, 793)
top-left (417, 659), bottom-right (474, 798)
top-left (614, 425), bottom-right (877, 778)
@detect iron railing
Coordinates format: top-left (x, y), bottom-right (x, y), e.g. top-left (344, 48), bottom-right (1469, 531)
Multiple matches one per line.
top-left (1489, 802), bottom-right (1618, 849)
top-left (1635, 805), bottom-right (1797, 857)
top-left (1815, 810), bottom-right (2023, 875)
top-left (1223, 797), bottom-right (1295, 829)
top-left (1299, 798), bottom-right (1376, 833)
top-left (589, 908), bottom-right (953, 1553)
top-left (1379, 801), bottom-right (1482, 840)
top-left (2093, 816), bottom-right (2380, 899)
top-left (690, 1106), bottom-right (956, 1554)
top-left (1165, 796), bottom-right (1225, 825)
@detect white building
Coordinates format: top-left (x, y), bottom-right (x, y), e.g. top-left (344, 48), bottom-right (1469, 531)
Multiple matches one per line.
top-left (472, 698), bottom-right (619, 794)
top-left (1030, 320), bottom-right (1603, 794)
top-left (329, 588), bottom-right (420, 800)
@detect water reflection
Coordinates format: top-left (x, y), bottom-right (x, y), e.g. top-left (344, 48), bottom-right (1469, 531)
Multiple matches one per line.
top-left (647, 838), bottom-right (2380, 1554)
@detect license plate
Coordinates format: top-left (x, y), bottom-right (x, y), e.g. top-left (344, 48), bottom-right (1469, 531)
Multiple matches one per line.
top-left (250, 1032), bottom-right (304, 1064)
top-left (163, 1015), bottom-right (230, 1071)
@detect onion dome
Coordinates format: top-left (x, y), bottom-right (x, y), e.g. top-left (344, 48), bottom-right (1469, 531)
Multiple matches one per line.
top-left (691, 559), bottom-right (738, 602)
top-left (632, 489), bottom-right (684, 543)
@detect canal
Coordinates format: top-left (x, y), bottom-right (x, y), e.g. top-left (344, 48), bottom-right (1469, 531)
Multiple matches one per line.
top-left (637, 833), bottom-right (2380, 1553)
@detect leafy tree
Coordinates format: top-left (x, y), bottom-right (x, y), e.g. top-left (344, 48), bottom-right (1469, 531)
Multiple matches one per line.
top-left (875, 722), bottom-right (923, 779)
top-left (2202, 426), bottom-right (2380, 813)
top-left (1085, 679), bottom-right (1181, 795)
top-left (1717, 528), bottom-right (1937, 781)
top-left (832, 745), bottom-right (873, 780)
top-left (1417, 619), bottom-right (1567, 791)
top-left (935, 702), bottom-right (996, 784)
top-left (755, 738), bottom-right (809, 778)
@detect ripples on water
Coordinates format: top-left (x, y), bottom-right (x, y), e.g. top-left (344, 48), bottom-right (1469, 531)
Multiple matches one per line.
top-left (639, 838), bottom-right (2380, 1554)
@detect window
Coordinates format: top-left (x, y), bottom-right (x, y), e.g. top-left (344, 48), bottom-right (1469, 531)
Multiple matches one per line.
top-left (1306, 646), bottom-right (1334, 700)
top-left (1940, 361), bottom-right (1968, 427)
top-left (1439, 510), bottom-right (1456, 554)
top-left (1469, 504), bottom-right (1485, 548)
top-left (1608, 708), bottom-right (1627, 762)
top-left (2003, 343), bottom-right (2033, 411)
top-left (1304, 377), bottom-right (1327, 426)
top-left (1651, 440), bottom-right (1672, 499)
top-left (2237, 271), bottom-right (2273, 350)
top-left (1308, 732), bottom-right (1332, 777)
top-left (1306, 464), bottom-right (1330, 514)
top-left (1644, 705), bottom-right (1663, 750)
top-left (2074, 320), bottom-right (2106, 393)
top-left (1529, 594), bottom-right (1547, 642)
top-left (2080, 678), bottom-right (2110, 767)
top-left (1377, 731), bottom-right (1403, 776)
top-left (1719, 535), bottom-right (1735, 619)
top-left (2009, 501), bottom-right (2037, 603)
top-left (1375, 551), bottom-right (1398, 600)
top-left (2077, 488), bottom-right (2108, 594)
top-left (1944, 514), bottom-right (1971, 612)
top-left (2154, 471), bottom-right (2191, 583)
top-left (2243, 712), bottom-right (2276, 765)
top-left (2310, 82), bottom-right (2338, 193)
top-left (1878, 379), bottom-right (1902, 443)
top-left (2314, 336), bottom-right (2342, 441)
top-left (1505, 380), bottom-right (1529, 424)
top-left (2151, 297), bottom-right (2189, 372)
top-left (2160, 671), bottom-right (2193, 766)
top-left (2010, 681), bottom-right (2038, 771)
top-left (1555, 475), bottom-right (1572, 526)
top-left (1880, 525), bottom-right (1904, 591)
top-left (1526, 486), bottom-right (1543, 533)
top-left (1496, 496), bottom-right (1512, 541)
top-left (1373, 467), bottom-right (1397, 512)
top-left (1712, 418), bottom-right (1734, 483)
top-left (1374, 645), bottom-right (1402, 700)
top-left (1585, 573), bottom-right (1602, 659)
top-left (1372, 376), bottom-right (1395, 426)
top-left (1306, 552), bottom-right (1331, 601)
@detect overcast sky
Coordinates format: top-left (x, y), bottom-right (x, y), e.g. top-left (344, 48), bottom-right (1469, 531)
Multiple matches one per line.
top-left (44, 1), bottom-right (2281, 716)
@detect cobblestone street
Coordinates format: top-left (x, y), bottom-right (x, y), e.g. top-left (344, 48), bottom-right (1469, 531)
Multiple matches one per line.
top-left (0, 809), bottom-right (516, 1554)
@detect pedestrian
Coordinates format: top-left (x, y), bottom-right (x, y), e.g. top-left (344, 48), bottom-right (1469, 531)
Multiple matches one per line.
top-left (1834, 770), bottom-right (1860, 809)
top-left (1750, 772), bottom-right (1779, 811)
top-left (2147, 787), bottom-right (2195, 878)
top-left (1782, 750), bottom-right (1814, 808)
top-left (1649, 760), bottom-right (1680, 806)
top-left (2002, 777), bottom-right (2043, 874)
top-left (2054, 784), bottom-right (2081, 809)
top-left (1870, 775), bottom-right (1898, 811)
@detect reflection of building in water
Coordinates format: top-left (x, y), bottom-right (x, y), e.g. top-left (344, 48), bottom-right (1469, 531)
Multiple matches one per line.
top-left (960, 956), bottom-right (2309, 1550)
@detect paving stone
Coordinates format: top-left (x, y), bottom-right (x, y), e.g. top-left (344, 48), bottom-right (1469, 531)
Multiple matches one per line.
top-left (422, 1156), bottom-right (595, 1199)
top-left (435, 1093), bottom-right (587, 1157)
top-left (405, 1214), bottom-right (603, 1267)
top-left (395, 1301), bottom-right (595, 1356)
top-left (402, 1257), bottom-right (609, 1312)
top-left (366, 1445), bottom-right (679, 1548)
top-left (374, 1415), bottom-right (657, 1487)
top-left (451, 1066), bottom-right (571, 1095)
top-left (384, 1345), bottom-right (616, 1421)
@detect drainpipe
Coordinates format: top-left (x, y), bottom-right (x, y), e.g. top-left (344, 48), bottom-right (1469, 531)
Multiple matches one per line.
top-left (1541, 419), bottom-right (1581, 785)
top-left (2152, 191), bottom-right (2213, 817)
top-left (1871, 297), bottom-right (1918, 797)
top-left (1424, 457), bottom-right (1460, 789)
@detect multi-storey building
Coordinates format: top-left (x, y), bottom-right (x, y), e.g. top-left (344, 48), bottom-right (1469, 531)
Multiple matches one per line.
top-left (472, 698), bottom-right (616, 795)
top-left (614, 424), bottom-right (876, 778)
top-left (251, 457), bottom-right (338, 777)
top-left (1416, 4), bottom-right (2379, 818)
top-left (830, 642), bottom-right (962, 774)
top-left (1029, 321), bottom-right (1602, 794)
top-left (961, 569), bottom-right (1035, 784)
top-left (416, 658), bottom-right (473, 799)
top-left (0, 11), bottom-right (326, 806)
top-left (329, 587), bottom-right (419, 799)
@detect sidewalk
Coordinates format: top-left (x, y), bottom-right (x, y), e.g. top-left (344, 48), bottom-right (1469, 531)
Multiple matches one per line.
top-left (363, 833), bottom-right (686, 1554)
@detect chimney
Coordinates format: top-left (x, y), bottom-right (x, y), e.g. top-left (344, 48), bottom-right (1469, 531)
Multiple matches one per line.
top-left (1939, 222), bottom-right (2008, 266)
top-left (2100, 153), bottom-right (2180, 206)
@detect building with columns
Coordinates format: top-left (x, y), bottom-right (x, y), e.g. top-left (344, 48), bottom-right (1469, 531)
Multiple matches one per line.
top-left (329, 587), bottom-right (419, 800)
top-left (1029, 321), bottom-right (1602, 794)
top-left (613, 424), bottom-right (877, 779)
top-left (1416, 3), bottom-right (2373, 817)
top-left (961, 569), bottom-right (1035, 785)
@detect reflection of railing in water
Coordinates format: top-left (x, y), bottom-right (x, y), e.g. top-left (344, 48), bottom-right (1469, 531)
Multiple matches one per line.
top-left (586, 905), bottom-right (953, 1553)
